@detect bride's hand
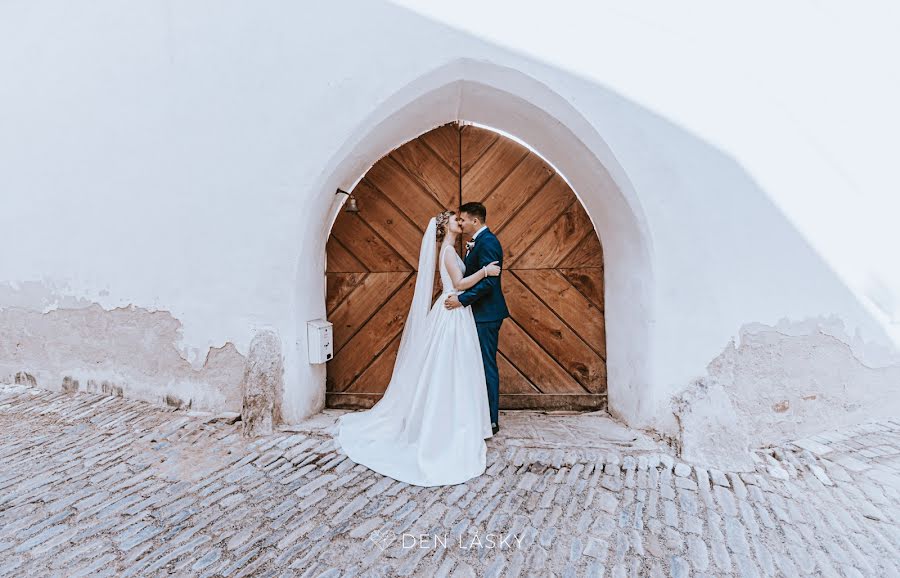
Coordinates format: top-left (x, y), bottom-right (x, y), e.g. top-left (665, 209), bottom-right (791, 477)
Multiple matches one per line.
top-left (484, 261), bottom-right (501, 277)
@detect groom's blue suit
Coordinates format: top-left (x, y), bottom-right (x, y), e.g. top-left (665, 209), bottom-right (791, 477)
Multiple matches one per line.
top-left (458, 227), bottom-right (509, 427)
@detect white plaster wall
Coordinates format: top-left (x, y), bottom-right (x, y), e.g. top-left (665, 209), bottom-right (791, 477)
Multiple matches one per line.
top-left (1, 0), bottom-right (897, 447)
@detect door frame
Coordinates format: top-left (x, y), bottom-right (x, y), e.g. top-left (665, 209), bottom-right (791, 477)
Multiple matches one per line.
top-left (290, 60), bottom-right (655, 430)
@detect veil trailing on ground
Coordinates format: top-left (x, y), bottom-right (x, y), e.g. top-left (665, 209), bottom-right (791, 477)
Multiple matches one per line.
top-left (335, 214), bottom-right (493, 486)
top-left (337, 217), bottom-right (437, 429)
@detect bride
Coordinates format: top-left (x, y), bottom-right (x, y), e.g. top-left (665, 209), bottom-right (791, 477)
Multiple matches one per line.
top-left (335, 210), bottom-right (502, 487)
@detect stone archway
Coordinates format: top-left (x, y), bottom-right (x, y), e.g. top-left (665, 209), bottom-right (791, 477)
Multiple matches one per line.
top-left (325, 122), bottom-right (606, 410)
top-left (290, 59), bottom-right (654, 428)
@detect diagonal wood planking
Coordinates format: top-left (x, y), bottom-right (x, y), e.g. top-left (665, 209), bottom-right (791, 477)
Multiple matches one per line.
top-left (325, 122), bottom-right (607, 410)
top-left (325, 124), bottom-right (460, 407)
top-left (461, 124), bottom-right (607, 410)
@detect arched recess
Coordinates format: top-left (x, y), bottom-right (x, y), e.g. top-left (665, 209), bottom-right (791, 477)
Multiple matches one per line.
top-left (325, 122), bottom-right (607, 410)
top-left (293, 59), bottom-right (655, 427)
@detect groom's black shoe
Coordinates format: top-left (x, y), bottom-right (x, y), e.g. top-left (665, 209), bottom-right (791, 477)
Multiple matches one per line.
top-left (491, 422), bottom-right (500, 435)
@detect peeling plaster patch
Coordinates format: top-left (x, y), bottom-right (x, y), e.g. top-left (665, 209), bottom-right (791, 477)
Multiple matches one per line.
top-left (740, 315), bottom-right (900, 368)
top-left (0, 279), bottom-right (95, 312)
top-left (0, 279), bottom-right (218, 371)
top-left (674, 318), bottom-right (900, 470)
top-left (0, 304), bottom-right (246, 412)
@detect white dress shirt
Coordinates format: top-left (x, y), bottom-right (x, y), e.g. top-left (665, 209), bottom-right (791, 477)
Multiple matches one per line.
top-left (466, 225), bottom-right (488, 257)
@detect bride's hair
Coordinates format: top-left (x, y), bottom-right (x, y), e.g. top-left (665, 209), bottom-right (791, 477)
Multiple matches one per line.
top-left (435, 210), bottom-right (455, 243)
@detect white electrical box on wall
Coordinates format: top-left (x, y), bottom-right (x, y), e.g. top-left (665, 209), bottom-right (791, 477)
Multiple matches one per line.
top-left (307, 319), bottom-right (333, 364)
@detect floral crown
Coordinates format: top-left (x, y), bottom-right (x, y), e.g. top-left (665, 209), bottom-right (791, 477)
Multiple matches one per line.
top-left (435, 210), bottom-right (454, 228)
top-left (435, 210), bottom-right (454, 241)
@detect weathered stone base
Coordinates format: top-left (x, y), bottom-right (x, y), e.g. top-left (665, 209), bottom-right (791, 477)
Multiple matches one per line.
top-left (0, 304), bottom-right (246, 413)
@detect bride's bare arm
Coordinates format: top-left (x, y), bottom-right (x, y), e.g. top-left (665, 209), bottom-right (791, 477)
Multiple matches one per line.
top-left (443, 247), bottom-right (500, 291)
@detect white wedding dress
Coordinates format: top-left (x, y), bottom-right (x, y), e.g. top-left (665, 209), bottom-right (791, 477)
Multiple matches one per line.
top-left (335, 217), bottom-right (493, 487)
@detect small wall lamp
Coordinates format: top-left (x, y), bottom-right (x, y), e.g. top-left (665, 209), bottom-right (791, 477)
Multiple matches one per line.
top-left (336, 188), bottom-right (359, 213)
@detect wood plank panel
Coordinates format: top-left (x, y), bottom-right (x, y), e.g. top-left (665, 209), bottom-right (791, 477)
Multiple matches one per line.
top-left (513, 269), bottom-right (606, 359)
top-left (326, 272), bottom-right (368, 315)
top-left (497, 393), bottom-right (606, 411)
top-left (328, 275), bottom-right (416, 393)
top-left (460, 125), bottom-right (498, 173)
top-left (350, 179), bottom-right (425, 269)
top-left (511, 201), bottom-right (595, 269)
top-left (325, 392), bottom-right (384, 409)
top-left (558, 232), bottom-right (604, 269)
top-left (504, 272), bottom-right (606, 392)
top-left (345, 331), bottom-right (401, 394)
top-left (479, 153), bottom-right (555, 232)
top-left (498, 352), bottom-right (539, 395)
top-left (420, 123), bottom-right (460, 173)
top-left (497, 319), bottom-right (584, 394)
top-left (330, 272), bottom-right (410, 355)
top-left (390, 139), bottom-right (458, 208)
top-left (329, 211), bottom-right (410, 272)
top-left (495, 175), bottom-right (572, 264)
top-left (366, 157), bottom-right (445, 228)
top-left (462, 134), bottom-right (529, 203)
top-left (560, 268), bottom-right (604, 311)
top-left (325, 237), bottom-right (367, 273)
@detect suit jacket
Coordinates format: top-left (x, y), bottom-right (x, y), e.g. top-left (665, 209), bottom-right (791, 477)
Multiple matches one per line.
top-left (457, 227), bottom-right (510, 323)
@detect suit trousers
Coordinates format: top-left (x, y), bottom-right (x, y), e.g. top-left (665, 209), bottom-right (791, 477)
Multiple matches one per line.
top-left (476, 319), bottom-right (503, 425)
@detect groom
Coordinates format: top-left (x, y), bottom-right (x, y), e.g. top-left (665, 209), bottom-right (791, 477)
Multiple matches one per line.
top-left (444, 202), bottom-right (510, 435)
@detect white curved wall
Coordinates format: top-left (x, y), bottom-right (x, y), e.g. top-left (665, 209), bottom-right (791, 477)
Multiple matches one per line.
top-left (1, 0), bottom-right (897, 460)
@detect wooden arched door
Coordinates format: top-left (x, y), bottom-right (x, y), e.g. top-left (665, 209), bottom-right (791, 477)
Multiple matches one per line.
top-left (325, 122), bottom-right (606, 410)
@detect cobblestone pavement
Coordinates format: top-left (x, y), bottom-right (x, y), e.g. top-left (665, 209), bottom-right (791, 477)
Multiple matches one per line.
top-left (0, 384), bottom-right (899, 577)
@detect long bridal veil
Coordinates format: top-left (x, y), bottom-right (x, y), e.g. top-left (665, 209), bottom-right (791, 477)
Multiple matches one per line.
top-left (336, 215), bottom-right (492, 486)
top-left (336, 217), bottom-right (437, 435)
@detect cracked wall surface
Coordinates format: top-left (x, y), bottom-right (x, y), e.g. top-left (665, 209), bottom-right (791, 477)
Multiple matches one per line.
top-left (673, 318), bottom-right (900, 470)
top-left (0, 303), bottom-right (246, 412)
